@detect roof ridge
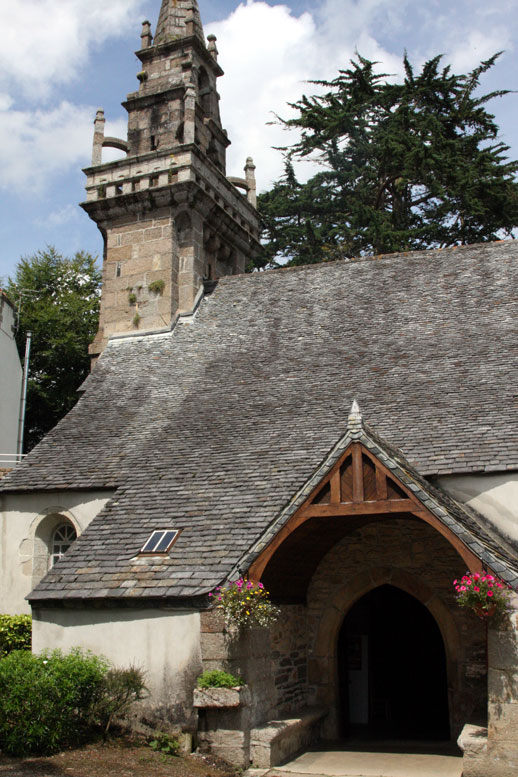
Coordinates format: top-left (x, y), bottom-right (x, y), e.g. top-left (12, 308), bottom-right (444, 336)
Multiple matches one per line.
top-left (217, 239), bottom-right (515, 285)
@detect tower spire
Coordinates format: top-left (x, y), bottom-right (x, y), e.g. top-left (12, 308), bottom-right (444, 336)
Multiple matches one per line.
top-left (155, 0), bottom-right (205, 44)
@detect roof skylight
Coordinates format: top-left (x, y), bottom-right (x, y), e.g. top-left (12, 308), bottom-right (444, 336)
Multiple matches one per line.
top-left (140, 530), bottom-right (179, 554)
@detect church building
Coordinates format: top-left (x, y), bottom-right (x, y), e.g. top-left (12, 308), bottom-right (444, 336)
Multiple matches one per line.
top-left (1, 3), bottom-right (517, 776)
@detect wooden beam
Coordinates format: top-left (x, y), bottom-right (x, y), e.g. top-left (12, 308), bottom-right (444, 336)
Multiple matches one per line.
top-left (376, 466), bottom-right (388, 500)
top-left (301, 499), bottom-right (416, 517)
top-left (352, 444), bottom-right (364, 502)
top-left (330, 470), bottom-right (341, 503)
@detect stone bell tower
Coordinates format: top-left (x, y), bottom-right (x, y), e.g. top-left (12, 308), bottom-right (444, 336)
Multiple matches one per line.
top-left (82, 0), bottom-right (261, 360)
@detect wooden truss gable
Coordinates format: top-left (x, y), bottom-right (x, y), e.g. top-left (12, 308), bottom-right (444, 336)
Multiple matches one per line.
top-left (303, 443), bottom-right (417, 517)
top-left (249, 441), bottom-right (482, 581)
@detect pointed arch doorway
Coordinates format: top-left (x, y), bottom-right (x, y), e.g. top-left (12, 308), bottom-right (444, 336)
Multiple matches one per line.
top-left (338, 584), bottom-right (450, 741)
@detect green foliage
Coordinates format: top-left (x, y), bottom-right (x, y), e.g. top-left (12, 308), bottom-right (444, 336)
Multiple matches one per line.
top-left (148, 279), bottom-right (165, 295)
top-left (0, 649), bottom-right (108, 755)
top-left (0, 649), bottom-right (146, 756)
top-left (0, 615), bottom-right (32, 658)
top-left (258, 53), bottom-right (518, 266)
top-left (196, 669), bottom-right (244, 688)
top-left (148, 731), bottom-right (180, 756)
top-left (128, 292), bottom-right (137, 304)
top-left (6, 248), bottom-right (101, 451)
top-left (91, 665), bottom-right (147, 738)
top-left (133, 312), bottom-right (141, 328)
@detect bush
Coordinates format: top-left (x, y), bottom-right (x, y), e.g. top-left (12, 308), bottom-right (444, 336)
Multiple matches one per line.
top-left (91, 665), bottom-right (147, 737)
top-left (0, 649), bottom-right (146, 756)
top-left (0, 615), bottom-right (32, 657)
top-left (197, 669), bottom-right (244, 688)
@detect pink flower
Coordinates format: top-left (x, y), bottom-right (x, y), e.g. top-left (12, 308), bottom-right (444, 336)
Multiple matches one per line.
top-left (473, 573), bottom-right (480, 580)
top-left (474, 587), bottom-right (480, 592)
top-left (208, 592), bottom-right (213, 597)
top-left (453, 579), bottom-right (458, 585)
top-left (258, 583), bottom-right (264, 589)
top-left (460, 586), bottom-right (467, 591)
top-left (487, 591), bottom-right (494, 597)
top-left (466, 579), bottom-right (472, 586)
top-left (247, 581), bottom-right (253, 589)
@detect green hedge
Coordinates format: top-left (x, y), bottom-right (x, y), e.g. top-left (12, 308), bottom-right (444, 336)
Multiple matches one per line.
top-left (0, 615), bottom-right (32, 658)
top-left (0, 649), bottom-right (146, 756)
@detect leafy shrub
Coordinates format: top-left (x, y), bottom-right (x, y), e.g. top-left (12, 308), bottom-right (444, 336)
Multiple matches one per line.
top-left (91, 665), bottom-right (147, 737)
top-left (149, 731), bottom-right (180, 756)
top-left (0, 649), bottom-right (107, 755)
top-left (0, 649), bottom-right (146, 756)
top-left (197, 669), bottom-right (244, 688)
top-left (0, 615), bottom-right (32, 657)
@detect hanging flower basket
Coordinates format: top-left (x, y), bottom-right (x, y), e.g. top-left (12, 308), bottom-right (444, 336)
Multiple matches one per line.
top-left (453, 571), bottom-right (511, 618)
top-left (209, 578), bottom-right (280, 630)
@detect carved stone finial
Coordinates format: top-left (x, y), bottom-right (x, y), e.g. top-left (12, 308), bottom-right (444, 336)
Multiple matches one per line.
top-left (141, 20), bottom-right (153, 49)
top-left (92, 109), bottom-right (106, 166)
top-left (244, 157), bottom-right (256, 207)
top-left (348, 400), bottom-right (363, 434)
top-left (207, 34), bottom-right (218, 61)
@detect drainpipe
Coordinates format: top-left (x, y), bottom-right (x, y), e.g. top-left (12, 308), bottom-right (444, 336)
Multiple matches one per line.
top-left (17, 331), bottom-right (31, 462)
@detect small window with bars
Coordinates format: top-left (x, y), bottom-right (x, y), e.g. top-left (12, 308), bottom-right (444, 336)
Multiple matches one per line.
top-left (140, 530), bottom-right (179, 555)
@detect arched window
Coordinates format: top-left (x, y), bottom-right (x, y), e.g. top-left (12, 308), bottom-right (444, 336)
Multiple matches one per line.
top-left (51, 523), bottom-right (77, 567)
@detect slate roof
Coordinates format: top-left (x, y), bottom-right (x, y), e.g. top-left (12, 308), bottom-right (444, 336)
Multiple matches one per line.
top-left (1, 240), bottom-right (517, 600)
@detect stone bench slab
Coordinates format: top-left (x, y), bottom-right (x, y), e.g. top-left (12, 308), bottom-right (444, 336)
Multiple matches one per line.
top-left (250, 706), bottom-right (327, 768)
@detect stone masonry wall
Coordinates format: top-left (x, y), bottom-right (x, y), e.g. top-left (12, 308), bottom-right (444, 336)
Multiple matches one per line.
top-left (100, 207), bottom-right (177, 342)
top-left (270, 605), bottom-right (309, 715)
top-left (305, 517), bottom-right (487, 738)
top-left (200, 610), bottom-right (276, 728)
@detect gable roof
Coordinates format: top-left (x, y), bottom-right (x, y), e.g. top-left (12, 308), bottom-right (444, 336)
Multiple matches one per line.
top-left (244, 402), bottom-right (518, 589)
top-left (1, 240), bottom-right (517, 601)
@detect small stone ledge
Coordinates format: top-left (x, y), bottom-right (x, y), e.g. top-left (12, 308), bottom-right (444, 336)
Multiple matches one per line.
top-left (193, 686), bottom-right (251, 709)
top-left (458, 723), bottom-right (488, 756)
top-left (250, 706), bottom-right (327, 768)
top-left (458, 724), bottom-right (489, 777)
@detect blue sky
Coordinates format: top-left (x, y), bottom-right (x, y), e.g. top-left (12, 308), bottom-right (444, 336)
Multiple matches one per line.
top-left (0, 0), bottom-right (516, 282)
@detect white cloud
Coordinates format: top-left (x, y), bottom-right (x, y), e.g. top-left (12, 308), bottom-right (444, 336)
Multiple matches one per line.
top-left (0, 0), bottom-right (145, 101)
top-left (37, 204), bottom-right (80, 229)
top-left (207, 1), bottom-right (403, 190)
top-left (0, 93), bottom-right (129, 196)
top-left (209, 0), bottom-right (517, 192)
top-left (0, 101), bottom-right (93, 194)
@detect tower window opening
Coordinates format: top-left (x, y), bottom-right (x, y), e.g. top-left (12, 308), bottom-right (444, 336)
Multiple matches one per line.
top-left (150, 174), bottom-right (159, 188)
top-left (116, 263), bottom-right (122, 278)
top-left (150, 135), bottom-right (158, 151)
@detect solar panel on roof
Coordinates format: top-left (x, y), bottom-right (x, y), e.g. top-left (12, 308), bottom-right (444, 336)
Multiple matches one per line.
top-left (140, 530), bottom-right (179, 554)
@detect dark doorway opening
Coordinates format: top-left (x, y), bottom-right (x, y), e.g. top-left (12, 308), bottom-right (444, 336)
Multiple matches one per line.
top-left (338, 585), bottom-right (450, 740)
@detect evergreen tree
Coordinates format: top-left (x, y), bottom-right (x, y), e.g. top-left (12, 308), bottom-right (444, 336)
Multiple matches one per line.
top-left (258, 53), bottom-right (518, 266)
top-left (7, 248), bottom-right (101, 451)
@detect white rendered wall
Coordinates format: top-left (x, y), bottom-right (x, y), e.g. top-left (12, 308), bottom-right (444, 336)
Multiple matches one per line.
top-left (0, 491), bottom-right (112, 614)
top-left (438, 473), bottom-right (518, 544)
top-left (0, 296), bottom-right (22, 460)
top-left (32, 608), bottom-right (202, 719)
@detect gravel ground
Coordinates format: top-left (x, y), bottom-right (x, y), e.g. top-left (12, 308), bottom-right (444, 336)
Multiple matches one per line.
top-left (0, 740), bottom-right (236, 777)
